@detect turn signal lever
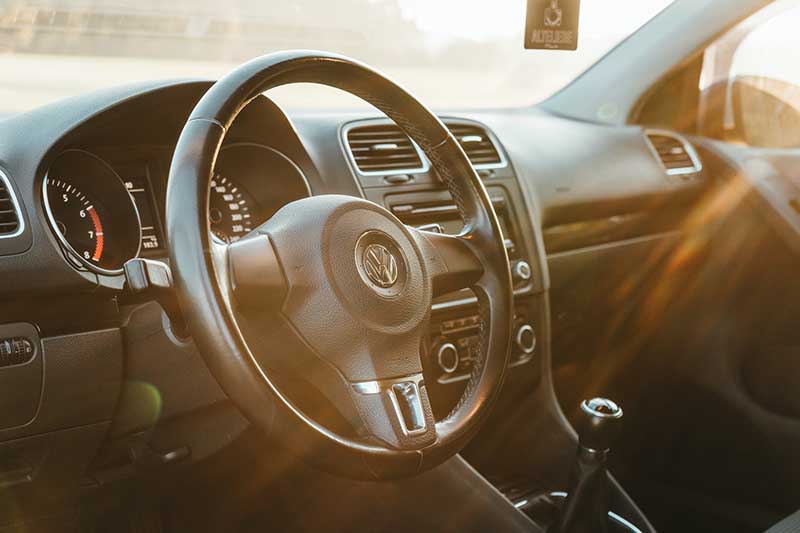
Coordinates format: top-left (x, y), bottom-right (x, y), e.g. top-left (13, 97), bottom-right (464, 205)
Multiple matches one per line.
top-left (123, 258), bottom-right (188, 338)
top-left (551, 398), bottom-right (624, 533)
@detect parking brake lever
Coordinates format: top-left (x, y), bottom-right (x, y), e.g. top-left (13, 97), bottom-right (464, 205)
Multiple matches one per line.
top-left (551, 397), bottom-right (623, 533)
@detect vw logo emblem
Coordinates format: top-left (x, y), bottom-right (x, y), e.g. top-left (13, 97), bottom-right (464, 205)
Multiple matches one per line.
top-left (363, 243), bottom-right (399, 288)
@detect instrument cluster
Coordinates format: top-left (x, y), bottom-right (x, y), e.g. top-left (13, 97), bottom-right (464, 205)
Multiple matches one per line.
top-left (43, 143), bottom-right (310, 275)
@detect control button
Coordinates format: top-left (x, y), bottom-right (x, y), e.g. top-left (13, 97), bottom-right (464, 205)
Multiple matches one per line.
top-left (513, 261), bottom-right (533, 283)
top-left (436, 342), bottom-right (460, 374)
top-left (515, 325), bottom-right (536, 355)
top-left (384, 174), bottom-right (411, 185)
top-left (0, 337), bottom-right (35, 367)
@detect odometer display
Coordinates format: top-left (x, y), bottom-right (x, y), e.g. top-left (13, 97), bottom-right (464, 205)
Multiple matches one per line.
top-left (44, 150), bottom-right (141, 274)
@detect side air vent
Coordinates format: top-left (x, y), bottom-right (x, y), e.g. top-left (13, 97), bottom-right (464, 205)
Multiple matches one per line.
top-left (345, 123), bottom-right (427, 175)
top-left (0, 171), bottom-right (22, 238)
top-left (446, 122), bottom-right (504, 169)
top-left (645, 130), bottom-right (703, 176)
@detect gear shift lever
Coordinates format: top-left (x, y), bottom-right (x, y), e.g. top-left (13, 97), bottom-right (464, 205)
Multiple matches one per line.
top-left (551, 398), bottom-right (624, 533)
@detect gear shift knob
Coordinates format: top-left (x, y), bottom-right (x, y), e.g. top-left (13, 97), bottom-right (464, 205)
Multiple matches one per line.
top-left (551, 398), bottom-right (625, 533)
top-left (578, 397), bottom-right (623, 452)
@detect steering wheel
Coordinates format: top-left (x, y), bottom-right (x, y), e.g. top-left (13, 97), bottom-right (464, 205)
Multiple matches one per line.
top-left (166, 51), bottom-right (513, 480)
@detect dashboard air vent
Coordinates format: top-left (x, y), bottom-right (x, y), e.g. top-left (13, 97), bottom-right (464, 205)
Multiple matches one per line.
top-left (447, 123), bottom-right (504, 168)
top-left (345, 123), bottom-right (426, 175)
top-left (0, 172), bottom-right (21, 237)
top-left (645, 131), bottom-right (702, 176)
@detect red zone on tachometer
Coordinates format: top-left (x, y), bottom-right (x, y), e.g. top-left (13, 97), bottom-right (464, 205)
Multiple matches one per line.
top-left (86, 205), bottom-right (104, 262)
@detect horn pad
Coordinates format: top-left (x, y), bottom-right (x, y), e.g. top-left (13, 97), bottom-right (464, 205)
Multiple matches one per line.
top-left (262, 195), bottom-right (431, 382)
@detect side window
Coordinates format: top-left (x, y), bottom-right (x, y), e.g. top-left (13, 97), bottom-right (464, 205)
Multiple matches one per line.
top-left (698, 0), bottom-right (800, 147)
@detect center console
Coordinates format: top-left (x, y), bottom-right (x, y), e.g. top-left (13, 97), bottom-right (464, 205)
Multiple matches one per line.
top-left (348, 117), bottom-right (545, 415)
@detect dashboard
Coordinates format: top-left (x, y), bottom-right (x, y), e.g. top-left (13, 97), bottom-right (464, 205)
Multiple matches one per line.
top-left (0, 78), bottom-right (718, 506)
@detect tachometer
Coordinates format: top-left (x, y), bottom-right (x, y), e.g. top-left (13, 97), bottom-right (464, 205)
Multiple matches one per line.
top-left (44, 150), bottom-right (141, 274)
top-left (209, 173), bottom-right (256, 243)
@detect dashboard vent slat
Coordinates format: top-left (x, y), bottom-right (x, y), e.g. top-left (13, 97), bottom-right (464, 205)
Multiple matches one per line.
top-left (445, 123), bottom-right (504, 169)
top-left (345, 120), bottom-right (506, 177)
top-left (645, 131), bottom-right (702, 176)
top-left (345, 124), bottom-right (426, 175)
top-left (0, 173), bottom-right (21, 237)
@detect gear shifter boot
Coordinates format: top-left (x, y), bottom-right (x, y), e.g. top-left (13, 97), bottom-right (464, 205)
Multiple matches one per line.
top-left (551, 398), bottom-right (624, 533)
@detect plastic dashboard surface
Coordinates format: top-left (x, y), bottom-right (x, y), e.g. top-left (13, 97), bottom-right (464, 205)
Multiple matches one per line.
top-left (0, 79), bottom-right (717, 480)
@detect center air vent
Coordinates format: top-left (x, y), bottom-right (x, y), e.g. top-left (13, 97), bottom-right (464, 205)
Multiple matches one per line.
top-left (645, 130), bottom-right (703, 176)
top-left (446, 122), bottom-right (504, 169)
top-left (345, 123), bottom-right (427, 175)
top-left (0, 171), bottom-right (22, 237)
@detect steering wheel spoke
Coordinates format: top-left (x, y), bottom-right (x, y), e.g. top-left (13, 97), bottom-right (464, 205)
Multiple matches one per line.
top-left (411, 227), bottom-right (484, 297)
top-left (226, 234), bottom-right (288, 311)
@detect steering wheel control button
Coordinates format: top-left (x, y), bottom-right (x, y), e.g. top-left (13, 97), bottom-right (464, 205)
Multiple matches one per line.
top-left (436, 342), bottom-right (460, 374)
top-left (354, 230), bottom-right (408, 298)
top-left (0, 337), bottom-right (35, 367)
top-left (513, 260), bottom-right (533, 283)
top-left (390, 381), bottom-right (426, 435)
top-left (515, 324), bottom-right (537, 355)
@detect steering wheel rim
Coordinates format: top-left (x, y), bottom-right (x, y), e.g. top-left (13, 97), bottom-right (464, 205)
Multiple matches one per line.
top-left (166, 50), bottom-right (513, 480)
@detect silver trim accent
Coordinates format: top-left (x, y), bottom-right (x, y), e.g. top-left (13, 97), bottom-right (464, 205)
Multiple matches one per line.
top-left (42, 149), bottom-right (142, 276)
top-left (546, 492), bottom-right (643, 533)
top-left (436, 342), bottom-right (460, 374)
top-left (644, 129), bottom-right (704, 177)
top-left (431, 287), bottom-right (531, 312)
top-left (609, 512), bottom-right (644, 533)
top-left (352, 373), bottom-right (427, 437)
top-left (388, 381), bottom-right (427, 436)
top-left (513, 260), bottom-right (533, 282)
top-left (341, 119), bottom-right (430, 177)
top-left (341, 117), bottom-right (509, 178)
top-left (0, 168), bottom-right (25, 239)
top-left (515, 324), bottom-right (536, 355)
top-left (352, 373), bottom-right (424, 395)
top-left (580, 398), bottom-right (623, 419)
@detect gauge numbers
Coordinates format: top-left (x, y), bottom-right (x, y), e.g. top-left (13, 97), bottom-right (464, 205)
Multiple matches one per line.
top-left (209, 173), bottom-right (255, 243)
top-left (47, 178), bottom-right (108, 265)
top-left (43, 150), bottom-right (142, 274)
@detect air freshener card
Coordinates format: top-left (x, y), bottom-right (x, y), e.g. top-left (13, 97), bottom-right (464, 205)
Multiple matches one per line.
top-left (525, 0), bottom-right (581, 51)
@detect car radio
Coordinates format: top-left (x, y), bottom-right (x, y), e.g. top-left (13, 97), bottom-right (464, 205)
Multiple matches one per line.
top-left (382, 186), bottom-right (538, 385)
top-left (386, 187), bottom-right (535, 291)
top-left (428, 304), bottom-right (537, 385)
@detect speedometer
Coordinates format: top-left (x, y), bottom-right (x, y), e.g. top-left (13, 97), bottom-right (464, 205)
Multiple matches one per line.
top-left (44, 150), bottom-right (141, 274)
top-left (209, 173), bottom-right (257, 243)
top-left (209, 144), bottom-right (310, 243)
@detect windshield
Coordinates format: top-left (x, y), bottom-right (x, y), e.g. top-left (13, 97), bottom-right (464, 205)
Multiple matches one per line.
top-left (0, 0), bottom-right (673, 114)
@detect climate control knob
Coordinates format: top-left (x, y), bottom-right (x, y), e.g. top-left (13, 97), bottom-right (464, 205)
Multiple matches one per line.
top-left (513, 261), bottom-right (532, 283)
top-left (436, 342), bottom-right (459, 374)
top-left (515, 324), bottom-right (536, 355)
